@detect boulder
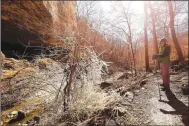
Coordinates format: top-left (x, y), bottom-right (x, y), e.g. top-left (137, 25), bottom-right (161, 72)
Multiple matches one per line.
top-left (124, 91), bottom-right (134, 101)
top-left (1, 70), bottom-right (18, 80)
top-left (1, 1), bottom-right (77, 58)
top-left (8, 111), bottom-right (26, 124)
top-left (36, 58), bottom-right (54, 69)
top-left (140, 79), bottom-right (147, 87)
top-left (26, 116), bottom-right (40, 125)
top-left (100, 82), bottom-right (113, 89)
top-left (2, 58), bottom-right (31, 70)
top-left (118, 73), bottom-right (129, 80)
top-left (1, 67), bottom-right (38, 80)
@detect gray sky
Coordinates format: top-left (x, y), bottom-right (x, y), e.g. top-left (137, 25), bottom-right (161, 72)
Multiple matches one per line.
top-left (77, 1), bottom-right (188, 43)
top-left (99, 1), bottom-right (145, 30)
top-left (96, 1), bottom-right (145, 42)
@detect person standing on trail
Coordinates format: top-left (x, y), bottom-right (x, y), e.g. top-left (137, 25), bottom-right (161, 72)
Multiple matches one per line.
top-left (152, 38), bottom-right (171, 91)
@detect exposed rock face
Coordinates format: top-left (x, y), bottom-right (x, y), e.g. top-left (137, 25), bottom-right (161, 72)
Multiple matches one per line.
top-left (43, 1), bottom-right (77, 40)
top-left (1, 1), bottom-right (77, 57)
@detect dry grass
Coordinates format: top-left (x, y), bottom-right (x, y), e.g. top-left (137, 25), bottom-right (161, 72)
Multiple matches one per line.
top-left (0, 51), bottom-right (6, 61)
top-left (68, 82), bottom-right (121, 119)
top-left (24, 47), bottom-right (124, 125)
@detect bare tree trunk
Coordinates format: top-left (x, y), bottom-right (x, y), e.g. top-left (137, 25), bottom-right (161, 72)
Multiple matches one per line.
top-left (164, 24), bottom-right (170, 41)
top-left (167, 1), bottom-right (184, 63)
top-left (164, 3), bottom-right (170, 42)
top-left (149, 2), bottom-right (159, 54)
top-left (144, 2), bottom-right (150, 72)
top-left (127, 45), bottom-right (132, 75)
top-left (166, 25), bottom-right (170, 41)
top-left (63, 33), bottom-right (80, 111)
top-left (149, 2), bottom-right (160, 69)
top-left (130, 43), bottom-right (136, 76)
top-left (164, 24), bottom-right (167, 40)
top-left (127, 20), bottom-right (137, 76)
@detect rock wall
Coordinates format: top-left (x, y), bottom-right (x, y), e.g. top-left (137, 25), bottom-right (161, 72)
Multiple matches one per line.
top-left (1, 1), bottom-right (77, 57)
top-left (43, 1), bottom-right (77, 40)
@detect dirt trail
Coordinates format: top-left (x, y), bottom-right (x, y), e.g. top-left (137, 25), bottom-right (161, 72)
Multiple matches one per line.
top-left (124, 72), bottom-right (188, 125)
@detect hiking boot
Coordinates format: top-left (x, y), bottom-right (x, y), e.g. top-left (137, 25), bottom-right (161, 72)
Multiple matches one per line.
top-left (160, 83), bottom-right (164, 87)
top-left (161, 87), bottom-right (170, 91)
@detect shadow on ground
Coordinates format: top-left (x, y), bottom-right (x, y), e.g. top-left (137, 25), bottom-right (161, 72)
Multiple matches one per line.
top-left (159, 90), bottom-right (189, 126)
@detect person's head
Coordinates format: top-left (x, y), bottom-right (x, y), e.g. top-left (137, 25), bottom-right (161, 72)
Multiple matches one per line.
top-left (160, 38), bottom-right (166, 46)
